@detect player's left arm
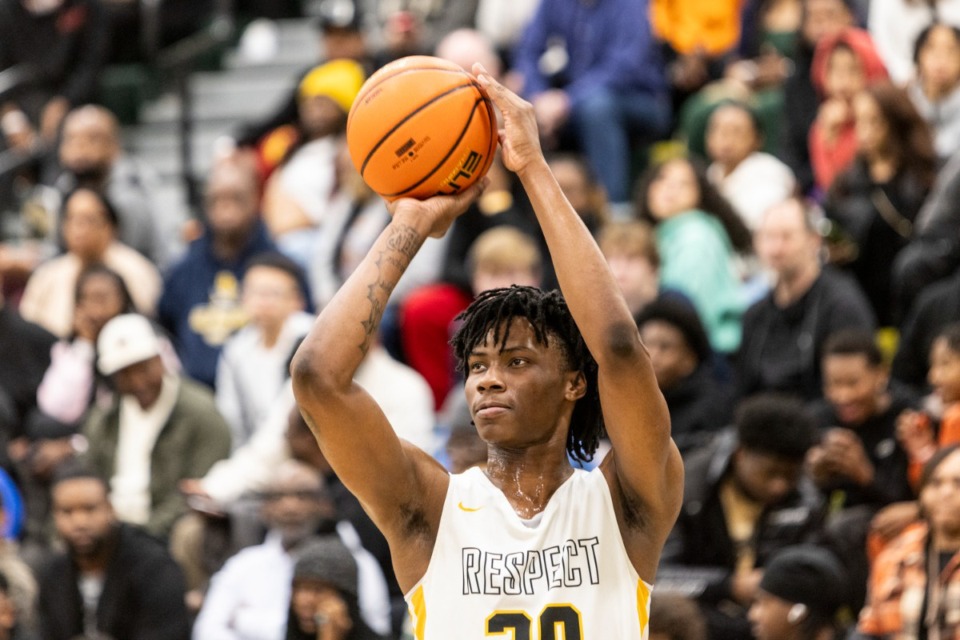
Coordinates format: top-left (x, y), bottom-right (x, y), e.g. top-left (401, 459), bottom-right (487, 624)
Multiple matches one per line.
top-left (476, 64), bottom-right (683, 581)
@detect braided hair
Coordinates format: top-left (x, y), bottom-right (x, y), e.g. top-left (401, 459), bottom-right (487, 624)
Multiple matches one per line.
top-left (450, 286), bottom-right (603, 464)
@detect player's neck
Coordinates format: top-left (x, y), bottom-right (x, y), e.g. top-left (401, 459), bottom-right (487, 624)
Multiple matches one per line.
top-left (484, 445), bottom-right (574, 519)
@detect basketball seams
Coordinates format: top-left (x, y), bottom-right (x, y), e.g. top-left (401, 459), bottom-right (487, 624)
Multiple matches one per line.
top-left (353, 67), bottom-right (470, 106)
top-left (383, 96), bottom-right (489, 198)
top-left (357, 82), bottom-right (476, 177)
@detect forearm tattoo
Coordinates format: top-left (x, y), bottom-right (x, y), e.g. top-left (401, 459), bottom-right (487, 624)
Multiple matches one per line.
top-left (358, 223), bottom-right (422, 354)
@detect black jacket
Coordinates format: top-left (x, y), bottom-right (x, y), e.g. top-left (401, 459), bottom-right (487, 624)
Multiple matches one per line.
top-left (737, 268), bottom-right (876, 401)
top-left (663, 364), bottom-right (734, 455)
top-left (824, 159), bottom-right (929, 325)
top-left (806, 383), bottom-right (917, 509)
top-left (658, 429), bottom-right (825, 603)
top-left (892, 267), bottom-right (960, 392)
top-left (37, 524), bottom-right (190, 640)
top-left (0, 0), bottom-right (109, 117)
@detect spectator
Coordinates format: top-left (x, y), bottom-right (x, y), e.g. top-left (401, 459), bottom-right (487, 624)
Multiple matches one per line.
top-left (18, 187), bottom-right (161, 338)
top-left (282, 408), bottom-right (402, 632)
top-left (82, 314), bottom-right (231, 539)
top-left (906, 23), bottom-right (960, 161)
top-left (361, 0), bottom-right (479, 64)
top-left (806, 329), bottom-right (916, 609)
top-left (473, 0), bottom-right (539, 68)
top-left (285, 537), bottom-right (388, 640)
top-left (892, 266), bottom-right (960, 392)
top-left (33, 264), bottom-right (136, 429)
top-left (192, 460), bottom-right (391, 639)
top-left (13, 265), bottom-right (138, 555)
top-left (808, 330), bottom-right (915, 510)
top-left (636, 297), bottom-right (733, 454)
top-left (706, 101), bottom-right (797, 230)
top-left (657, 393), bottom-right (824, 640)
top-left (649, 593), bottom-right (707, 640)
top-left (867, 0), bottom-right (960, 85)
top-left (216, 252), bottom-right (313, 450)
top-left (809, 28), bottom-right (889, 192)
top-left (235, 0), bottom-right (373, 158)
top-left (738, 198), bottom-right (875, 400)
top-left (0, 571), bottom-right (35, 640)
top-left (897, 323), bottom-right (960, 487)
top-left (38, 467), bottom-right (190, 640)
top-left (824, 82), bottom-right (936, 325)
top-left (747, 545), bottom-right (849, 640)
top-left (855, 444), bottom-right (960, 640)
top-left (781, 0), bottom-right (857, 194)
top-left (54, 105), bottom-right (176, 266)
top-left (158, 155), bottom-right (276, 388)
top-left (651, 0), bottom-right (745, 99)
top-left (635, 156), bottom-right (753, 355)
top-left (0, 0), bottom-right (109, 153)
top-left (261, 60), bottom-right (365, 268)
top-left (0, 486), bottom-right (37, 637)
top-left (512, 0), bottom-right (669, 213)
top-left (0, 272), bottom-right (55, 458)
top-left (401, 226), bottom-right (543, 409)
top-left (597, 221), bottom-right (665, 318)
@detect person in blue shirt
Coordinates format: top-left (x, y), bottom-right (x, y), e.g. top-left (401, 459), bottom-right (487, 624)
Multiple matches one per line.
top-left (512, 0), bottom-right (670, 215)
top-left (157, 155), bottom-right (277, 388)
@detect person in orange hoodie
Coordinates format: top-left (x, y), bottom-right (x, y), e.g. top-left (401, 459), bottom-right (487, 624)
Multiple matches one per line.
top-left (808, 28), bottom-right (888, 193)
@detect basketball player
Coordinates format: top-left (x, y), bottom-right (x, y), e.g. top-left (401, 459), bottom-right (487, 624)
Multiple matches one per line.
top-left (291, 64), bottom-right (684, 638)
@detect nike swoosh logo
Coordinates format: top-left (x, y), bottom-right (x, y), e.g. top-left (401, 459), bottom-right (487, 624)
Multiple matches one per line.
top-left (458, 501), bottom-right (482, 512)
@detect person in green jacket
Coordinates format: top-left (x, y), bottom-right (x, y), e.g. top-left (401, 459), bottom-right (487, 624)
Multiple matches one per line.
top-left (635, 156), bottom-right (754, 354)
top-left (81, 313), bottom-right (232, 540)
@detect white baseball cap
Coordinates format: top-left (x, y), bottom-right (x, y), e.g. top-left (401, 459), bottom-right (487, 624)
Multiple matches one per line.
top-left (97, 314), bottom-right (161, 376)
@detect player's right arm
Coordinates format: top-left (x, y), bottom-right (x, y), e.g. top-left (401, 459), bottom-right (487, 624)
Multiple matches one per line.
top-left (290, 182), bottom-right (484, 590)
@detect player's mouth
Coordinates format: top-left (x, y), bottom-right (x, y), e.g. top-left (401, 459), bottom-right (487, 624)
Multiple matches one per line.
top-left (474, 401), bottom-right (510, 418)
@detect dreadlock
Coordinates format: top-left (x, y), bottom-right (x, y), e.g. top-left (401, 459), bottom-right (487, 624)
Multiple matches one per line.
top-left (450, 285), bottom-right (603, 464)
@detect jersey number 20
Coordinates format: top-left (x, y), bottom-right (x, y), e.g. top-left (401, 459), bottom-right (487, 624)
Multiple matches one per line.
top-left (486, 604), bottom-right (582, 639)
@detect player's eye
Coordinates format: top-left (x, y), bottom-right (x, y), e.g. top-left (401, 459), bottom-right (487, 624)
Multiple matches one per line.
top-left (469, 361), bottom-right (486, 373)
top-left (510, 358), bottom-right (526, 367)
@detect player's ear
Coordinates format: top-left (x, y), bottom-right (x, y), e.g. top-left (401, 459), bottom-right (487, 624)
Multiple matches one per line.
top-left (565, 371), bottom-right (587, 402)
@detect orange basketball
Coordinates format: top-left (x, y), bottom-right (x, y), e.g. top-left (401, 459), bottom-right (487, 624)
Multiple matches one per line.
top-left (346, 55), bottom-right (498, 201)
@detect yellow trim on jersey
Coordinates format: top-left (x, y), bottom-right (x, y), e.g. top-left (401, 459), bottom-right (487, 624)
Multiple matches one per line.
top-left (409, 585), bottom-right (427, 640)
top-left (637, 580), bottom-right (651, 635)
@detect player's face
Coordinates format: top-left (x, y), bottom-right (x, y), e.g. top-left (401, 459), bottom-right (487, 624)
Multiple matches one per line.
top-left (52, 478), bottom-right (115, 558)
top-left (464, 318), bottom-right (584, 449)
top-left (748, 591), bottom-right (799, 640)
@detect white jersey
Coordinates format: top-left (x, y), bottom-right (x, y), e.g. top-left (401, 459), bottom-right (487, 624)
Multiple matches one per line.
top-left (405, 466), bottom-right (651, 639)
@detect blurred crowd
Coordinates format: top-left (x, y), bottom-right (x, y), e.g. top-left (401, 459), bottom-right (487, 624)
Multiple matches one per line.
top-left (3, 0), bottom-right (960, 638)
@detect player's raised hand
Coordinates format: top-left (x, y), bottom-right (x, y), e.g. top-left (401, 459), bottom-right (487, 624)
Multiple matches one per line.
top-left (386, 176), bottom-right (488, 238)
top-left (472, 63), bottom-right (542, 175)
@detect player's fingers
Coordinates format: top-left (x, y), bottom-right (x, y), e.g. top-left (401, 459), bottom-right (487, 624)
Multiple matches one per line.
top-left (473, 63), bottom-right (524, 111)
